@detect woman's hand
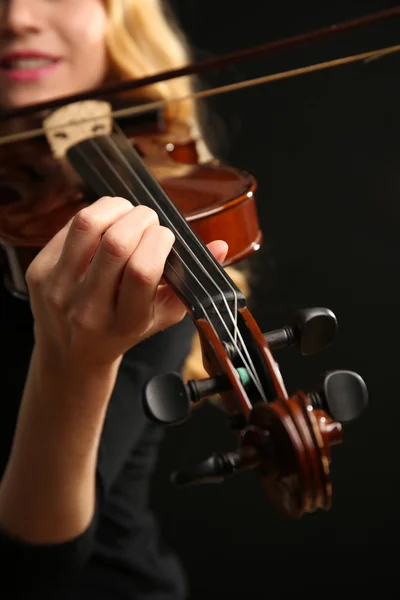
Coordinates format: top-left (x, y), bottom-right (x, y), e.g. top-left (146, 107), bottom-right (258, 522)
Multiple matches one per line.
top-left (26, 195), bottom-right (228, 370)
top-left (0, 196), bottom-right (228, 544)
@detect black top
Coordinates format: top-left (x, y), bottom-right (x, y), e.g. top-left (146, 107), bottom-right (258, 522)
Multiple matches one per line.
top-left (0, 273), bottom-right (195, 599)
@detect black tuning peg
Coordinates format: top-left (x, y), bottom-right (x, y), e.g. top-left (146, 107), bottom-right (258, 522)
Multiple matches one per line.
top-left (142, 371), bottom-right (231, 426)
top-left (171, 452), bottom-right (240, 486)
top-left (171, 447), bottom-right (259, 486)
top-left (264, 307), bottom-right (337, 356)
top-left (309, 370), bottom-right (368, 424)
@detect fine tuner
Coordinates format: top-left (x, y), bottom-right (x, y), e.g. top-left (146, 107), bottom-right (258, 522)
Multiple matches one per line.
top-left (143, 307), bottom-right (368, 517)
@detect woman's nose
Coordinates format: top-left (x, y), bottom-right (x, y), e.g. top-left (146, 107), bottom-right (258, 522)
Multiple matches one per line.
top-left (0, 0), bottom-right (42, 37)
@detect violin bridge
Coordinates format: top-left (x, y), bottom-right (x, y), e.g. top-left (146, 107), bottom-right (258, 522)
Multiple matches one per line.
top-left (43, 100), bottom-right (113, 159)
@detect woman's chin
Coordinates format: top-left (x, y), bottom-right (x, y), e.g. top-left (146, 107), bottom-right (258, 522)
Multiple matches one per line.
top-left (0, 81), bottom-right (70, 111)
top-left (0, 91), bottom-right (52, 110)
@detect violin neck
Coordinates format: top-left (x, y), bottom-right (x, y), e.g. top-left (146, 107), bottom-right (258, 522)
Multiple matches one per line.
top-left (66, 129), bottom-right (246, 321)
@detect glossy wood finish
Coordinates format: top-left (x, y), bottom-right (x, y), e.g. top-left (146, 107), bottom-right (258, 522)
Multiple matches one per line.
top-left (233, 308), bottom-right (343, 518)
top-left (241, 392), bottom-right (343, 518)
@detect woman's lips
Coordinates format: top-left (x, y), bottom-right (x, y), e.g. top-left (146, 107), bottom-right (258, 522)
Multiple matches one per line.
top-left (0, 53), bottom-right (61, 81)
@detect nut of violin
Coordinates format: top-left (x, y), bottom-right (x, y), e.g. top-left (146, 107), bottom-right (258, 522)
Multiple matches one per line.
top-left (43, 100), bottom-right (113, 159)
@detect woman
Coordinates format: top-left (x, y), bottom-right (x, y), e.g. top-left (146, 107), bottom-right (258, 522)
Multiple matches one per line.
top-left (0, 1), bottom-right (247, 598)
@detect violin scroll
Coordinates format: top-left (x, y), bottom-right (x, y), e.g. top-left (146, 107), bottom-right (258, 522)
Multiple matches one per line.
top-left (152, 369), bottom-right (366, 519)
top-left (143, 307), bottom-right (368, 518)
top-left (237, 370), bottom-right (367, 518)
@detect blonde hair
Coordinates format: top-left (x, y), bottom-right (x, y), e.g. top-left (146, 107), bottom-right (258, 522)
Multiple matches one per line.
top-left (104, 0), bottom-right (194, 122)
top-left (104, 0), bottom-right (250, 381)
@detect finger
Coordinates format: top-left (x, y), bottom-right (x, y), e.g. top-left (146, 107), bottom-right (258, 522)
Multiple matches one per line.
top-left (115, 225), bottom-right (175, 338)
top-left (150, 239), bottom-right (229, 332)
top-left (54, 196), bottom-right (134, 283)
top-left (81, 206), bottom-right (160, 308)
top-left (151, 283), bottom-right (187, 331)
top-left (206, 240), bottom-right (229, 265)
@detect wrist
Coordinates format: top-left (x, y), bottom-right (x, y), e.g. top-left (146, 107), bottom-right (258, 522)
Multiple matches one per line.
top-left (24, 346), bottom-right (121, 439)
top-left (32, 340), bottom-right (123, 382)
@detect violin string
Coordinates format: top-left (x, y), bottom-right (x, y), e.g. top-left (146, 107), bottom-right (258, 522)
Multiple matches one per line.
top-left (107, 124), bottom-right (240, 353)
top-left (0, 43), bottom-right (399, 146)
top-left (112, 118), bottom-right (238, 348)
top-left (74, 143), bottom-right (203, 314)
top-left (89, 133), bottom-right (265, 399)
top-left (100, 130), bottom-right (265, 395)
top-left (74, 137), bottom-right (266, 400)
top-left (78, 137), bottom-right (264, 399)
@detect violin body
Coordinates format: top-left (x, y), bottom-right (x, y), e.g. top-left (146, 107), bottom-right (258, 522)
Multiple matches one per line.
top-left (0, 112), bottom-right (261, 298)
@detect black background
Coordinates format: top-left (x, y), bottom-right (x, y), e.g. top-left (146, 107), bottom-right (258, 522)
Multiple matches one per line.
top-left (151, 2), bottom-right (400, 597)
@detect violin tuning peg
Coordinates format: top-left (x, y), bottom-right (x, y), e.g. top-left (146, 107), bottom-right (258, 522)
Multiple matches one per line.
top-left (264, 307), bottom-right (338, 355)
top-left (143, 372), bottom-right (192, 426)
top-left (142, 372), bottom-right (231, 426)
top-left (171, 453), bottom-right (231, 486)
top-left (171, 448), bottom-right (259, 486)
top-left (309, 369), bottom-right (368, 424)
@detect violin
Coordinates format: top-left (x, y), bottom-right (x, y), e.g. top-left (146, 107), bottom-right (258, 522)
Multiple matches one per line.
top-left (0, 6), bottom-right (395, 518)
